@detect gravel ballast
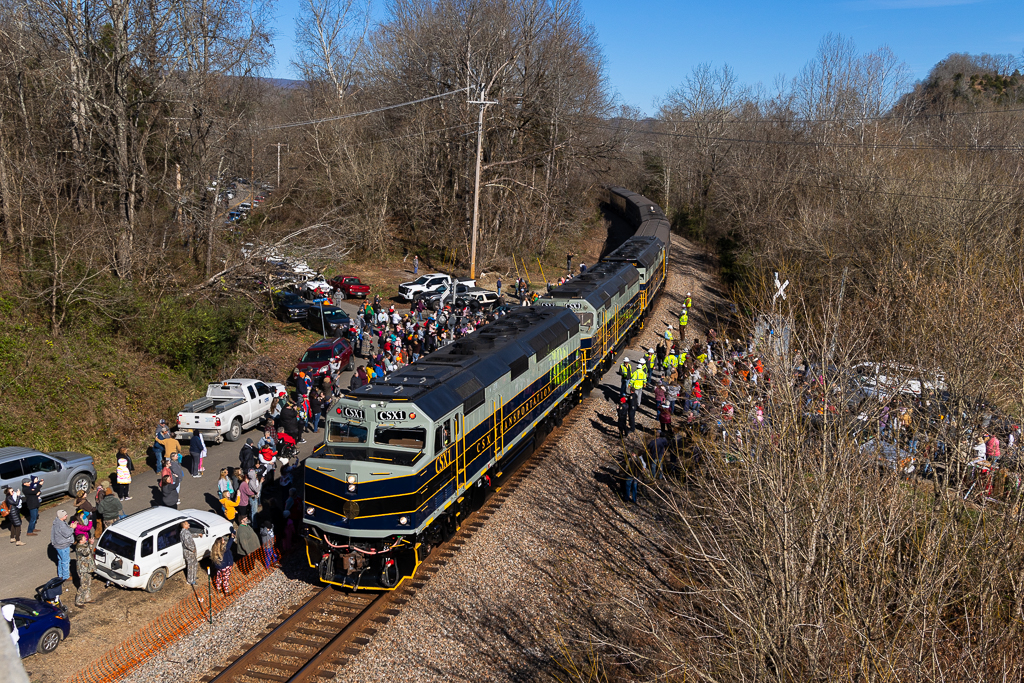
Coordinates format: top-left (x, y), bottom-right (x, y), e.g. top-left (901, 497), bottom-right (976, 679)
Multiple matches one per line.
top-left (336, 235), bottom-right (722, 683)
top-left (118, 567), bottom-right (317, 683)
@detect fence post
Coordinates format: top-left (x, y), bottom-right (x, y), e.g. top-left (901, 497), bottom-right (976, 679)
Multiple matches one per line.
top-left (207, 567), bottom-right (213, 624)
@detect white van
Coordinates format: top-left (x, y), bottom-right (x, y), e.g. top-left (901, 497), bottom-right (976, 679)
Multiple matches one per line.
top-left (94, 508), bottom-right (232, 592)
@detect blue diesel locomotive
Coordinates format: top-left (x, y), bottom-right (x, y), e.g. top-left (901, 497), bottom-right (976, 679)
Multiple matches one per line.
top-left (302, 187), bottom-right (672, 590)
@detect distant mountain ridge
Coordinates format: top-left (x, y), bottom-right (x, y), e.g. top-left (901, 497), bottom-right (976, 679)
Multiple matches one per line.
top-left (266, 77), bottom-right (305, 90)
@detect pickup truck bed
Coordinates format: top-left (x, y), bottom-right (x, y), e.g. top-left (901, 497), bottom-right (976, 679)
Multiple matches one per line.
top-left (175, 378), bottom-right (284, 443)
top-left (180, 397), bottom-right (245, 414)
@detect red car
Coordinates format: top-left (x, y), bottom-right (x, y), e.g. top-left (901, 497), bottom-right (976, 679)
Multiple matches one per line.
top-left (327, 275), bottom-right (371, 299)
top-left (293, 337), bottom-right (354, 382)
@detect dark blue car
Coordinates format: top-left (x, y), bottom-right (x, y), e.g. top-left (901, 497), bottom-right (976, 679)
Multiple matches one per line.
top-left (2, 597), bottom-right (70, 657)
top-left (275, 291), bottom-right (313, 322)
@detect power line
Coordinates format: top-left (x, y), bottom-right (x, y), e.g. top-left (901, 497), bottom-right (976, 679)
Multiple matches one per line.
top-left (266, 87), bottom-right (471, 130)
top-left (686, 168), bottom-right (1023, 206)
top-left (710, 167), bottom-right (1024, 191)
top-left (580, 120), bottom-right (1024, 152)
top-left (656, 105), bottom-right (1024, 125)
top-left (350, 123), bottom-right (475, 148)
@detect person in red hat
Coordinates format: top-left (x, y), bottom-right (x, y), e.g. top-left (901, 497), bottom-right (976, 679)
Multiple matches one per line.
top-left (617, 396), bottom-right (629, 438)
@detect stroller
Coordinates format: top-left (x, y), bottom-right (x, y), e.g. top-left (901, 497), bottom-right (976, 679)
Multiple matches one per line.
top-left (275, 433), bottom-right (298, 459)
top-left (36, 577), bottom-right (65, 609)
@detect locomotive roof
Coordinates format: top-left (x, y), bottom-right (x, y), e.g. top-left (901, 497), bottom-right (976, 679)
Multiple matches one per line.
top-left (602, 236), bottom-right (663, 269)
top-left (634, 216), bottom-right (672, 244)
top-left (607, 186), bottom-right (667, 220)
top-left (348, 306), bottom-right (580, 420)
top-left (546, 261), bottom-right (640, 311)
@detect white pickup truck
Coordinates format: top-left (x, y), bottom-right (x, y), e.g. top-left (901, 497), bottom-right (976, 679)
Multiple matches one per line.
top-left (397, 273), bottom-right (476, 302)
top-left (174, 379), bottom-right (285, 443)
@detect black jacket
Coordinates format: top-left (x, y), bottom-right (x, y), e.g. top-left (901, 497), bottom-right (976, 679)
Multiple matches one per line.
top-left (21, 482), bottom-right (40, 510)
top-left (4, 494), bottom-right (22, 525)
top-left (278, 406), bottom-right (300, 438)
top-left (238, 443), bottom-right (257, 474)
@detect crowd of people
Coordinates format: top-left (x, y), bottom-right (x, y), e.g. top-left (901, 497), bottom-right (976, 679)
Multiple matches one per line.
top-left (616, 292), bottom-right (784, 502)
top-left (340, 293), bottom-right (529, 391)
top-left (615, 293), bottom-right (1024, 507)
top-left (1, 261), bottom-right (660, 609)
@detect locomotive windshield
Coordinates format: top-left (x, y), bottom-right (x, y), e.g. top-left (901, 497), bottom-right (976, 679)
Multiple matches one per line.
top-left (373, 427), bottom-right (426, 449)
top-left (328, 422), bottom-right (367, 444)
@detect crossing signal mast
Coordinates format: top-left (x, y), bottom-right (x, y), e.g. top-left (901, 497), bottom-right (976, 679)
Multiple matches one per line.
top-left (469, 84), bottom-right (498, 280)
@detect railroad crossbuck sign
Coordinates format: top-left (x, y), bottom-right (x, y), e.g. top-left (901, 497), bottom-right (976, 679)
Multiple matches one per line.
top-left (773, 272), bottom-right (789, 304)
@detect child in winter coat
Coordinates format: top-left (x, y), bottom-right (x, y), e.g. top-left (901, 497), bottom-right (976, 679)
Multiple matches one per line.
top-left (261, 522), bottom-right (279, 568)
top-left (115, 455), bottom-right (132, 501)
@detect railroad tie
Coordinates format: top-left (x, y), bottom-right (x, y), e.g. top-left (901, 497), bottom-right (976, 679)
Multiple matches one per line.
top-left (244, 671), bottom-right (291, 682)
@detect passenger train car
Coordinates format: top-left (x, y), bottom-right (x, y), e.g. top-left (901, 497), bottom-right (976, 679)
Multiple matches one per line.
top-left (302, 187), bottom-right (672, 590)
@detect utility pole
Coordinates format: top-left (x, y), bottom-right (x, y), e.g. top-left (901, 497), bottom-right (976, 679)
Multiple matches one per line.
top-left (268, 143), bottom-right (288, 187)
top-left (468, 85), bottom-right (497, 280)
top-left (250, 136), bottom-right (255, 206)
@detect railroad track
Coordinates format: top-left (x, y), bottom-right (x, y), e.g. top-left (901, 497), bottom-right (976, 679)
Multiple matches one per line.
top-left (203, 402), bottom-right (590, 683)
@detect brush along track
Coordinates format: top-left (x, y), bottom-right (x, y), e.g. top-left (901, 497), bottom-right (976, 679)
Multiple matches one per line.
top-left (202, 403), bottom-right (590, 683)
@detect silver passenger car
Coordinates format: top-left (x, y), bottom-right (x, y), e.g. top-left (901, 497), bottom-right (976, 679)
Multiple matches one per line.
top-left (0, 446), bottom-right (96, 499)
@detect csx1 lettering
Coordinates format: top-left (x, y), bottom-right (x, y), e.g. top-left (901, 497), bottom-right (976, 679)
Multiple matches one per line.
top-left (340, 407), bottom-right (365, 419)
top-left (377, 410), bottom-right (406, 421)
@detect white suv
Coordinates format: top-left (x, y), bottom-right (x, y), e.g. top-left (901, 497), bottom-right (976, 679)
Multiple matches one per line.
top-left (94, 508), bottom-right (232, 592)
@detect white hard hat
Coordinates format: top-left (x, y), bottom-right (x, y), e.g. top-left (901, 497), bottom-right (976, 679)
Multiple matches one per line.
top-left (687, 292), bottom-right (691, 296)
top-left (639, 358), bottom-right (646, 365)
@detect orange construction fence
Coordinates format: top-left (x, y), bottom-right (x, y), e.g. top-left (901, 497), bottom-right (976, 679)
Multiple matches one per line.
top-left (71, 545), bottom-right (286, 683)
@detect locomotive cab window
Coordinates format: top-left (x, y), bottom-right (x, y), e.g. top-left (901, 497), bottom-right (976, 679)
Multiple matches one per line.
top-left (374, 427), bottom-right (426, 450)
top-left (432, 421), bottom-right (452, 454)
top-left (329, 422), bottom-right (368, 444)
top-left (375, 427), bottom-right (427, 467)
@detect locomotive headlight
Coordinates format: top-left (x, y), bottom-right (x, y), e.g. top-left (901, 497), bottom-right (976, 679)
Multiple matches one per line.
top-left (348, 483), bottom-right (357, 492)
top-left (347, 474), bottom-right (357, 484)
top-left (306, 507), bottom-right (314, 516)
top-left (399, 516), bottom-right (409, 526)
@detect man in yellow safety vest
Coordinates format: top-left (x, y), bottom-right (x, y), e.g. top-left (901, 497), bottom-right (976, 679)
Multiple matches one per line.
top-left (664, 352), bottom-right (678, 382)
top-left (619, 359), bottom-right (632, 394)
top-left (678, 309), bottom-right (688, 340)
top-left (631, 359), bottom-right (648, 403)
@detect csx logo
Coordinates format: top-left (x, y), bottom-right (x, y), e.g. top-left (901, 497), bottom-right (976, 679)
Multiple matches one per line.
top-left (435, 449), bottom-right (454, 474)
top-left (377, 410), bottom-right (406, 421)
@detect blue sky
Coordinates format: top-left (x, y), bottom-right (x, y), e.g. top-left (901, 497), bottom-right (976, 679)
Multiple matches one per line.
top-left (269, 0), bottom-right (1023, 116)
